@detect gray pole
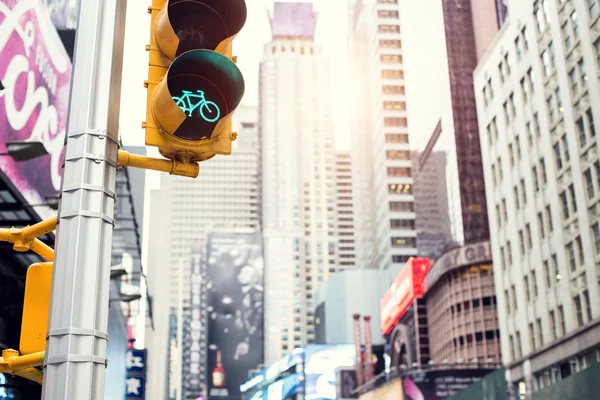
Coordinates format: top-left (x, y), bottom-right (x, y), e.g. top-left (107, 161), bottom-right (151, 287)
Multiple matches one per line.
top-left (41, 0), bottom-right (128, 398)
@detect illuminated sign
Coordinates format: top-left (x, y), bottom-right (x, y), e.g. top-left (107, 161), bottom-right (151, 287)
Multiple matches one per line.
top-left (380, 258), bottom-right (431, 335)
top-left (173, 90), bottom-right (220, 122)
top-left (240, 373), bottom-right (265, 393)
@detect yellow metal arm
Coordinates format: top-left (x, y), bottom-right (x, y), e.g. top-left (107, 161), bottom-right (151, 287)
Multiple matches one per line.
top-left (0, 349), bottom-right (44, 384)
top-left (117, 149), bottom-right (200, 178)
top-left (0, 217), bottom-right (56, 261)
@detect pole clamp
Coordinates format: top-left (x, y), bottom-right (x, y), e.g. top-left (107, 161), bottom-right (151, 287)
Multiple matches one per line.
top-left (67, 129), bottom-right (119, 145)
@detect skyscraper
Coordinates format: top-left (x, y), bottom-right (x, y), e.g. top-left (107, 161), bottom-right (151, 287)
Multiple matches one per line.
top-left (474, 0), bottom-right (600, 395)
top-left (145, 108), bottom-right (260, 399)
top-left (336, 152), bottom-right (356, 270)
top-left (348, 0), bottom-right (417, 271)
top-left (259, 2), bottom-right (338, 363)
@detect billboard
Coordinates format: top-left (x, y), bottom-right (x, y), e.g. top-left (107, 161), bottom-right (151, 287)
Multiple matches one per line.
top-left (186, 244), bottom-right (205, 399)
top-left (1, 0), bottom-right (71, 218)
top-left (403, 369), bottom-right (493, 400)
top-left (206, 232), bottom-right (264, 399)
top-left (40, 0), bottom-right (79, 30)
top-left (304, 345), bottom-right (356, 400)
top-left (380, 258), bottom-right (431, 334)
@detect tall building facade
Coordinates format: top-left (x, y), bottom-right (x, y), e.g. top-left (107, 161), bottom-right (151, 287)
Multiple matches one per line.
top-left (260, 2), bottom-right (338, 363)
top-left (348, 0), bottom-right (418, 271)
top-left (474, 0), bottom-right (600, 395)
top-left (336, 152), bottom-right (356, 270)
top-left (145, 109), bottom-right (260, 399)
top-left (412, 146), bottom-right (453, 260)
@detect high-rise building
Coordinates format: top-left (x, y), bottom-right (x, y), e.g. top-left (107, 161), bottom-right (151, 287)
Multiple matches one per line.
top-left (259, 2), bottom-right (338, 363)
top-left (412, 145), bottom-right (453, 260)
top-left (145, 108), bottom-right (260, 399)
top-left (474, 0), bottom-right (600, 395)
top-left (348, 0), bottom-right (417, 271)
top-left (336, 152), bottom-right (356, 270)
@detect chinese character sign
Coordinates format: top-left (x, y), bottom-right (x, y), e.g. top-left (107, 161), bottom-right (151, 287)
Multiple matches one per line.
top-left (126, 349), bottom-right (146, 399)
top-left (0, 0), bottom-right (71, 218)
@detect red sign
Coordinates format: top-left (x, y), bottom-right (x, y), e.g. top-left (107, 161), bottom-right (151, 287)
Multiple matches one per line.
top-left (380, 258), bottom-right (431, 334)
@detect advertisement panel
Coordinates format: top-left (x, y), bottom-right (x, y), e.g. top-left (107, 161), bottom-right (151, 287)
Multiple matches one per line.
top-left (380, 258), bottom-right (430, 334)
top-left (1, 0), bottom-right (71, 219)
top-left (40, 0), bottom-right (79, 30)
top-left (403, 369), bottom-right (493, 400)
top-left (358, 380), bottom-right (404, 400)
top-left (304, 345), bottom-right (356, 400)
top-left (206, 232), bottom-right (264, 399)
top-left (125, 349), bottom-right (147, 400)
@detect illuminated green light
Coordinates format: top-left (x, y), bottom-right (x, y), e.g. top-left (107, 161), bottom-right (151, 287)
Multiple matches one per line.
top-left (172, 90), bottom-right (220, 122)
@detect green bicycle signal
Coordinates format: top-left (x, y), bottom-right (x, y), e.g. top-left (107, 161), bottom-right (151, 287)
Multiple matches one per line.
top-left (173, 90), bottom-right (221, 123)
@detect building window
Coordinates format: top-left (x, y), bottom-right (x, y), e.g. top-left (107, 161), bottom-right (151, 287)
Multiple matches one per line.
top-left (382, 69), bottom-right (403, 79)
top-left (533, 166), bottom-right (540, 191)
top-left (388, 183), bottom-right (412, 194)
top-left (583, 290), bottom-right (592, 321)
top-left (586, 109), bottom-right (596, 137)
top-left (390, 237), bottom-right (416, 248)
top-left (544, 260), bottom-right (552, 288)
top-left (529, 323), bottom-right (536, 351)
top-left (558, 305), bottom-right (566, 335)
top-left (380, 54), bottom-right (403, 64)
top-left (550, 310), bottom-right (557, 340)
top-left (577, 117), bottom-right (587, 147)
top-left (576, 236), bottom-right (584, 264)
top-left (538, 212), bottom-right (545, 238)
top-left (537, 318), bottom-right (544, 346)
top-left (379, 39), bottom-right (402, 48)
top-left (585, 169), bottom-right (594, 199)
top-left (562, 135), bottom-right (570, 161)
top-left (554, 143), bottom-right (563, 169)
top-left (589, 0), bottom-right (599, 19)
top-left (385, 133), bottom-right (409, 143)
top-left (383, 101), bottom-right (406, 110)
top-left (378, 10), bottom-right (399, 18)
top-left (524, 276), bottom-right (531, 302)
top-left (384, 117), bottom-right (407, 126)
top-left (387, 167), bottom-right (411, 177)
top-left (546, 205), bottom-right (554, 232)
top-left (540, 158), bottom-right (547, 183)
top-left (560, 191), bottom-right (570, 219)
top-left (382, 85), bottom-right (405, 95)
top-left (378, 25), bottom-right (400, 33)
top-left (567, 242), bottom-right (577, 271)
top-left (592, 223), bottom-right (600, 254)
top-left (390, 219), bottom-right (415, 229)
top-left (569, 184), bottom-right (578, 212)
top-left (563, 22), bottom-right (572, 50)
top-left (574, 295), bottom-right (584, 327)
top-left (572, 11), bottom-right (580, 38)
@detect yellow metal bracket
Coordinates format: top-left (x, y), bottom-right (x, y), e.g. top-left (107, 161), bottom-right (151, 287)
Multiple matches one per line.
top-left (0, 349), bottom-right (44, 384)
top-left (117, 149), bottom-right (200, 178)
top-left (0, 217), bottom-right (56, 261)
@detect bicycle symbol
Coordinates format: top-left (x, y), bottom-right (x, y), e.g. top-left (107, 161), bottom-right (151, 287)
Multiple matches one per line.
top-left (172, 90), bottom-right (220, 123)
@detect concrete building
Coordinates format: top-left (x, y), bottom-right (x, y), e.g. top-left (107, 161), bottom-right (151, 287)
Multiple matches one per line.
top-left (314, 270), bottom-right (391, 345)
top-left (412, 145), bottom-right (453, 260)
top-left (259, 2), bottom-right (338, 363)
top-left (348, 0), bottom-right (418, 271)
top-left (144, 108), bottom-right (260, 399)
top-left (474, 0), bottom-right (600, 394)
top-left (423, 240), bottom-right (501, 364)
top-left (336, 152), bottom-right (356, 270)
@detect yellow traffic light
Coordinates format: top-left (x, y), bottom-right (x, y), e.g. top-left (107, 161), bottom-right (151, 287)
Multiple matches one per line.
top-left (20, 262), bottom-right (52, 355)
top-left (144, 0), bottom-right (247, 163)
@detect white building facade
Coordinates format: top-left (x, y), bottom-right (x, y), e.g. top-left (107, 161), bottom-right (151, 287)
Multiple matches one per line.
top-left (260, 2), bottom-right (338, 363)
top-left (474, 0), bottom-right (600, 394)
top-left (348, 0), bottom-right (417, 271)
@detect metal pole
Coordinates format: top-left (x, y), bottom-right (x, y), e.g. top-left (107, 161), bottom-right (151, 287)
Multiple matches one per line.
top-left (41, 0), bottom-right (128, 397)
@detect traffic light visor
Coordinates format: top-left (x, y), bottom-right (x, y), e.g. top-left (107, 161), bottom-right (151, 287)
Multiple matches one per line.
top-left (156, 0), bottom-right (248, 58)
top-left (20, 262), bottom-right (52, 355)
top-left (152, 49), bottom-right (245, 140)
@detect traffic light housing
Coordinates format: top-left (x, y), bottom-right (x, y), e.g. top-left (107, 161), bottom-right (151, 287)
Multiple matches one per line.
top-left (20, 262), bottom-right (52, 355)
top-left (144, 0), bottom-right (247, 163)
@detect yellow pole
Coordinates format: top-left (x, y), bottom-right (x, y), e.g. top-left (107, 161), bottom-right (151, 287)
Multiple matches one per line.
top-left (22, 217), bottom-right (57, 241)
top-left (117, 149), bottom-right (199, 178)
top-left (28, 239), bottom-right (55, 261)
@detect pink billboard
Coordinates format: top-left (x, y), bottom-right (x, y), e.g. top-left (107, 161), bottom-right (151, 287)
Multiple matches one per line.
top-left (0, 0), bottom-right (71, 218)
